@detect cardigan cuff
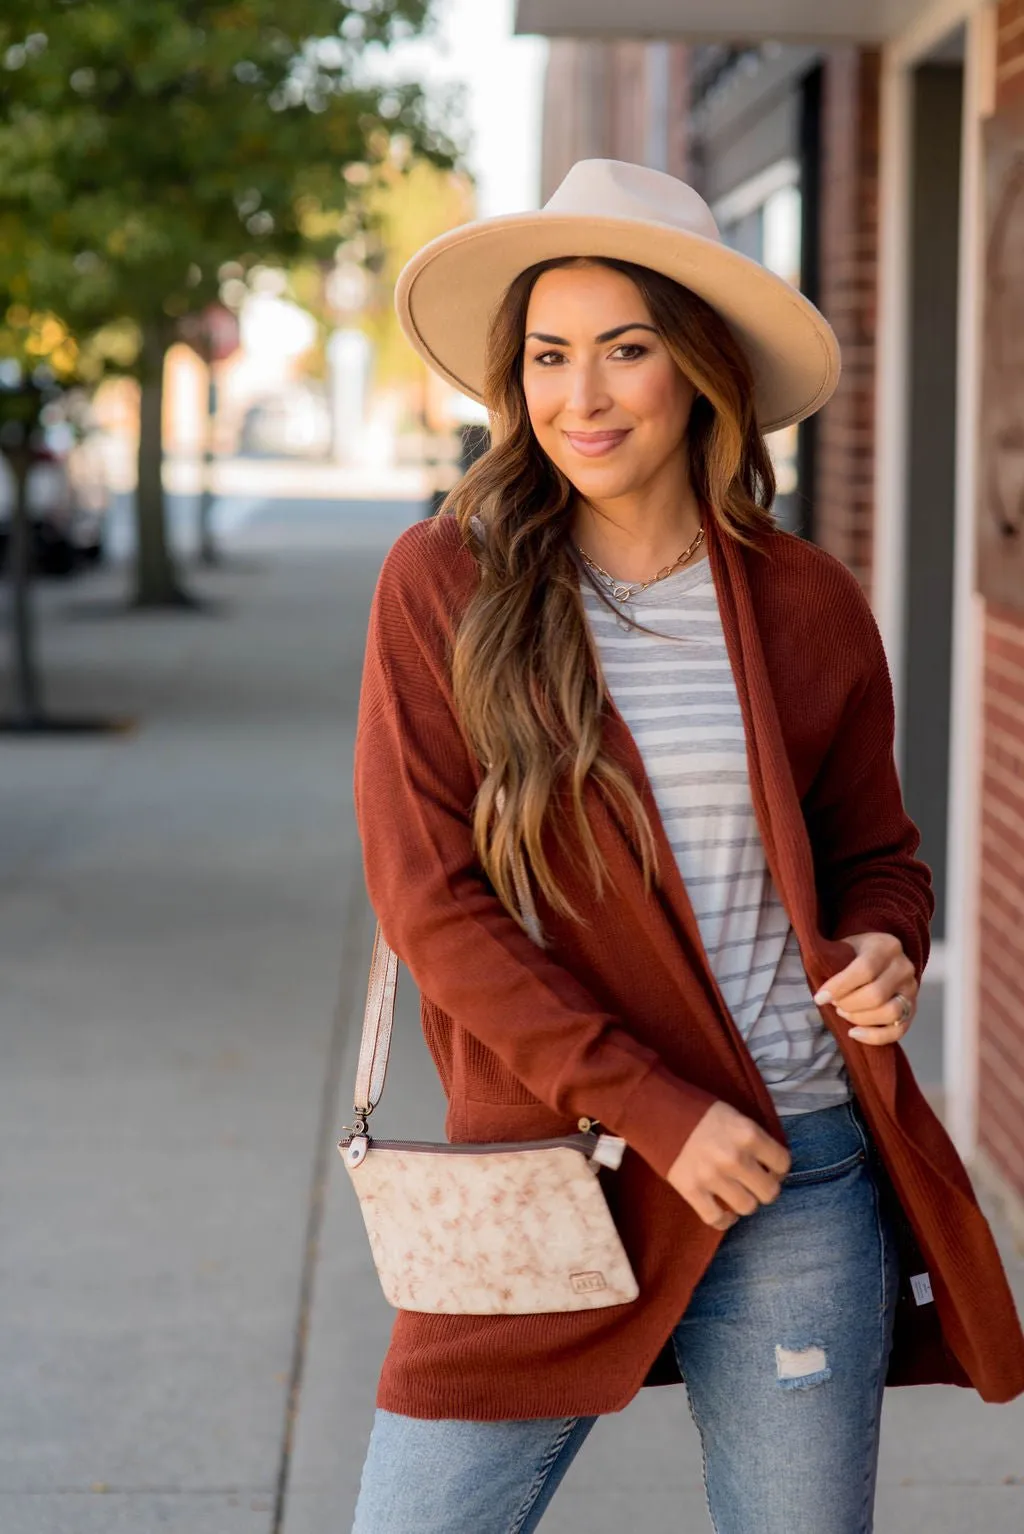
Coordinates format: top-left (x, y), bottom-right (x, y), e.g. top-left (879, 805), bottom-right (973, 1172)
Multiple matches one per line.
top-left (832, 905), bottom-right (929, 984)
top-left (612, 1062), bottom-right (719, 1181)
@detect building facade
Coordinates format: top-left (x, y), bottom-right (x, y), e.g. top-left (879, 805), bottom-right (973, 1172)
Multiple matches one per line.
top-left (521, 0), bottom-right (1024, 1226)
top-left (540, 38), bottom-right (690, 196)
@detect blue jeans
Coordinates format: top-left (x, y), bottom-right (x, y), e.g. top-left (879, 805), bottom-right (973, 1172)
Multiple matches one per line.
top-left (351, 1098), bottom-right (900, 1534)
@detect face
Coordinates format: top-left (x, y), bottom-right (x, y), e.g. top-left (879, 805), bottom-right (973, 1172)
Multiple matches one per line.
top-left (521, 263), bottom-right (696, 504)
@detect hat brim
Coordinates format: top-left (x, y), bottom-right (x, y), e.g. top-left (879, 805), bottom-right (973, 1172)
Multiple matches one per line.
top-left (395, 213), bottom-right (840, 433)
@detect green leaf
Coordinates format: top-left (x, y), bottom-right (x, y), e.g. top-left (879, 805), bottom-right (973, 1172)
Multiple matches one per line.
top-left (0, 0), bottom-right (461, 378)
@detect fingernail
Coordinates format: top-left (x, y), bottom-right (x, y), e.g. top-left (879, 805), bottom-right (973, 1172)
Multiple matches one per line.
top-left (848, 1028), bottom-right (872, 1041)
top-left (813, 988), bottom-right (832, 1005)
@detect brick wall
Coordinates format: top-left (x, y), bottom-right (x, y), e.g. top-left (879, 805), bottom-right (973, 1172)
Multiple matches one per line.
top-left (979, 614), bottom-right (1024, 1198)
top-left (996, 0), bottom-right (1024, 100)
top-left (813, 49), bottom-right (881, 591)
top-left (978, 2), bottom-right (1024, 1205)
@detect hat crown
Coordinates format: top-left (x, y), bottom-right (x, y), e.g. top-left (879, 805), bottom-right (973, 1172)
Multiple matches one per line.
top-left (543, 159), bottom-right (721, 245)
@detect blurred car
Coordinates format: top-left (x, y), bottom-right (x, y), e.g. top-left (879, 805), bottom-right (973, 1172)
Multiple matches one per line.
top-left (0, 405), bottom-right (110, 576)
top-left (238, 386), bottom-right (332, 459)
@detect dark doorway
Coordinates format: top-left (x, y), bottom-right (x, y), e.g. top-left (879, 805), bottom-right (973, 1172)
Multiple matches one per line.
top-left (902, 36), bottom-right (964, 947)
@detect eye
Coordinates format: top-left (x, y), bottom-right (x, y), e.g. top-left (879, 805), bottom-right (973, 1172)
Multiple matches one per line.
top-left (611, 343), bottom-right (649, 361)
top-left (531, 350), bottom-right (566, 367)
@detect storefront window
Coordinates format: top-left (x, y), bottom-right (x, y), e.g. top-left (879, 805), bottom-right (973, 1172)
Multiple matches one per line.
top-left (716, 164), bottom-right (804, 531)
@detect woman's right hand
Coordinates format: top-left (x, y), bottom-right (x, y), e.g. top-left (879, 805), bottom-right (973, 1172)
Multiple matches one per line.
top-left (666, 1101), bottom-right (792, 1231)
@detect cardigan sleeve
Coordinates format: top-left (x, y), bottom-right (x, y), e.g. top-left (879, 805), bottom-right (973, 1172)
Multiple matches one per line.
top-left (801, 581), bottom-right (935, 984)
top-left (352, 530), bottom-right (718, 1180)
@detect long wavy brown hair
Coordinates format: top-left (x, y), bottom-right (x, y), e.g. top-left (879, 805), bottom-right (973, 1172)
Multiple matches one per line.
top-left (434, 255), bottom-right (778, 931)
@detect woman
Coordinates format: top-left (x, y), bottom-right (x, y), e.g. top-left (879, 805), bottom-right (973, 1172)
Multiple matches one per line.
top-left (350, 160), bottom-right (1024, 1533)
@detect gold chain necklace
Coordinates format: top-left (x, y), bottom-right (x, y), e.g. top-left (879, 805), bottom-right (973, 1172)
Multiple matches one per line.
top-left (575, 521), bottom-right (706, 603)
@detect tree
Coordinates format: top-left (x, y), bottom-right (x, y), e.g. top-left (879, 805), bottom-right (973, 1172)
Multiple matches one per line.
top-left (0, 318), bottom-right (128, 732)
top-left (0, 369), bottom-right (55, 728)
top-left (0, 2), bottom-right (459, 608)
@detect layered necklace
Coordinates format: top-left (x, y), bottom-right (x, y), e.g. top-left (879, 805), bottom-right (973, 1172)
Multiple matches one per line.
top-left (575, 520), bottom-right (706, 632)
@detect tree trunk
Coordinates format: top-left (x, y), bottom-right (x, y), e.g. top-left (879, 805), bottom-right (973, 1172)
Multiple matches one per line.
top-left (7, 448), bottom-right (44, 725)
top-left (133, 316), bottom-right (193, 608)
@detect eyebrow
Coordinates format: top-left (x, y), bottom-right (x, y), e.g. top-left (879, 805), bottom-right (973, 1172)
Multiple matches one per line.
top-left (524, 322), bottom-right (659, 345)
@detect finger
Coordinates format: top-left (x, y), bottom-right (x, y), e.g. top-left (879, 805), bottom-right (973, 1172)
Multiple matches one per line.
top-left (838, 997), bottom-right (915, 1030)
top-left (815, 938), bottom-right (904, 1006)
top-left (832, 959), bottom-right (916, 1018)
top-left (736, 1156), bottom-right (786, 1204)
top-left (814, 952), bottom-right (882, 1006)
top-left (690, 1190), bottom-right (740, 1230)
top-left (710, 1176), bottom-right (760, 1218)
top-left (746, 1128), bottom-right (792, 1179)
top-left (848, 1020), bottom-right (909, 1046)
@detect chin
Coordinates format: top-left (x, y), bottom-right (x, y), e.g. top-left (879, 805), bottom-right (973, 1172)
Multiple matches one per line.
top-left (547, 451), bottom-right (633, 491)
top-left (563, 467), bottom-right (642, 500)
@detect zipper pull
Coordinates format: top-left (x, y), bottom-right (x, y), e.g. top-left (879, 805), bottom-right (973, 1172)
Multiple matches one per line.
top-left (590, 1134), bottom-right (626, 1171)
top-left (340, 1134), bottom-right (369, 1167)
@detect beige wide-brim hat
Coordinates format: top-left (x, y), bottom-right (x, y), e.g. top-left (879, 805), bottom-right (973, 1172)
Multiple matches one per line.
top-left (395, 158), bottom-right (840, 434)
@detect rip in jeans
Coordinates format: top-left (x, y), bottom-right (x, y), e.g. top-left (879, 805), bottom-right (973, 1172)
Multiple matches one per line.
top-left (775, 1342), bottom-right (831, 1389)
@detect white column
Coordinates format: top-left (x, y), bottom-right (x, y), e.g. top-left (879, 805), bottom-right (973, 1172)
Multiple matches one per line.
top-left (944, 1), bottom-right (996, 1158)
top-left (873, 45), bottom-right (913, 762)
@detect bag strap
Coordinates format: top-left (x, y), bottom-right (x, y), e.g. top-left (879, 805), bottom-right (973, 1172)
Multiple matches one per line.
top-left (352, 820), bottom-right (544, 1121)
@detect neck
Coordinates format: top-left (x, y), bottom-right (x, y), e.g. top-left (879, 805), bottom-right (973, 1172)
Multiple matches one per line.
top-left (569, 462), bottom-right (705, 583)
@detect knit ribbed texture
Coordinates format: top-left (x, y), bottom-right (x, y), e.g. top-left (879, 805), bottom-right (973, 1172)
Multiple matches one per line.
top-left (353, 512), bottom-right (1024, 1417)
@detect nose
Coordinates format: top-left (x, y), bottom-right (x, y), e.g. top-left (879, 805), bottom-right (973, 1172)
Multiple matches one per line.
top-left (565, 358), bottom-right (610, 418)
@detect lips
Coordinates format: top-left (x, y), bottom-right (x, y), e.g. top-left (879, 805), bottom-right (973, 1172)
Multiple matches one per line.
top-left (563, 429), bottom-right (631, 458)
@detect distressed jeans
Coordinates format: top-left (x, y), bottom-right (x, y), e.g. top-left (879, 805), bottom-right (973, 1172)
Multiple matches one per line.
top-left (351, 1097), bottom-right (900, 1534)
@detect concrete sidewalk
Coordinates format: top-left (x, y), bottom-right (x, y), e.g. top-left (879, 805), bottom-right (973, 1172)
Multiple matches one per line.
top-left (2, 492), bottom-right (1022, 1533)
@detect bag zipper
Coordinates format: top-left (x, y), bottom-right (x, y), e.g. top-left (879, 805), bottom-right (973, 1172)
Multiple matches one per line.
top-left (338, 1130), bottom-right (627, 1171)
top-left (339, 1132), bottom-right (597, 1155)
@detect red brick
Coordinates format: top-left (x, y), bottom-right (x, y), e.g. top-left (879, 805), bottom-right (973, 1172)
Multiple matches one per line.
top-left (978, 905), bottom-right (1024, 961)
top-left (978, 951), bottom-right (1024, 1022)
top-left (977, 1068), bottom-right (1024, 1165)
top-left (981, 806), bottom-right (1024, 870)
top-left (980, 1020), bottom-right (1024, 1086)
top-left (997, 0), bottom-right (1024, 108)
top-left (979, 1032), bottom-right (1024, 1117)
top-left (815, 47), bottom-right (880, 592)
top-left (978, 872), bottom-right (1022, 935)
top-left (978, 1105), bottom-right (1024, 1193)
top-left (978, 832), bottom-right (1024, 898)
top-left (984, 664), bottom-right (1024, 717)
top-left (980, 778), bottom-right (1024, 843)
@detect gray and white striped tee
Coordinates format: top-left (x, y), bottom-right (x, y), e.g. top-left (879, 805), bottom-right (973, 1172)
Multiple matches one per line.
top-left (580, 551), bottom-right (850, 1116)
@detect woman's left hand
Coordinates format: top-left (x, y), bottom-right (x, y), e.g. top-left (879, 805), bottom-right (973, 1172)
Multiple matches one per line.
top-left (812, 932), bottom-right (919, 1045)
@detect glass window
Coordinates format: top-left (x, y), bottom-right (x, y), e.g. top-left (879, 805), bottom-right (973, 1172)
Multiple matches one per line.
top-left (718, 167), bottom-right (804, 532)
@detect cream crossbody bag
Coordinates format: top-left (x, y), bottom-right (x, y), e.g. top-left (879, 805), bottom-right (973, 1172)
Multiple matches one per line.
top-left (337, 858), bottom-right (639, 1316)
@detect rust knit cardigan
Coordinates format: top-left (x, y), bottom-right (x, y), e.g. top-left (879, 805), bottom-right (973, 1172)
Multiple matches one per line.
top-left (352, 509), bottom-right (1024, 1420)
